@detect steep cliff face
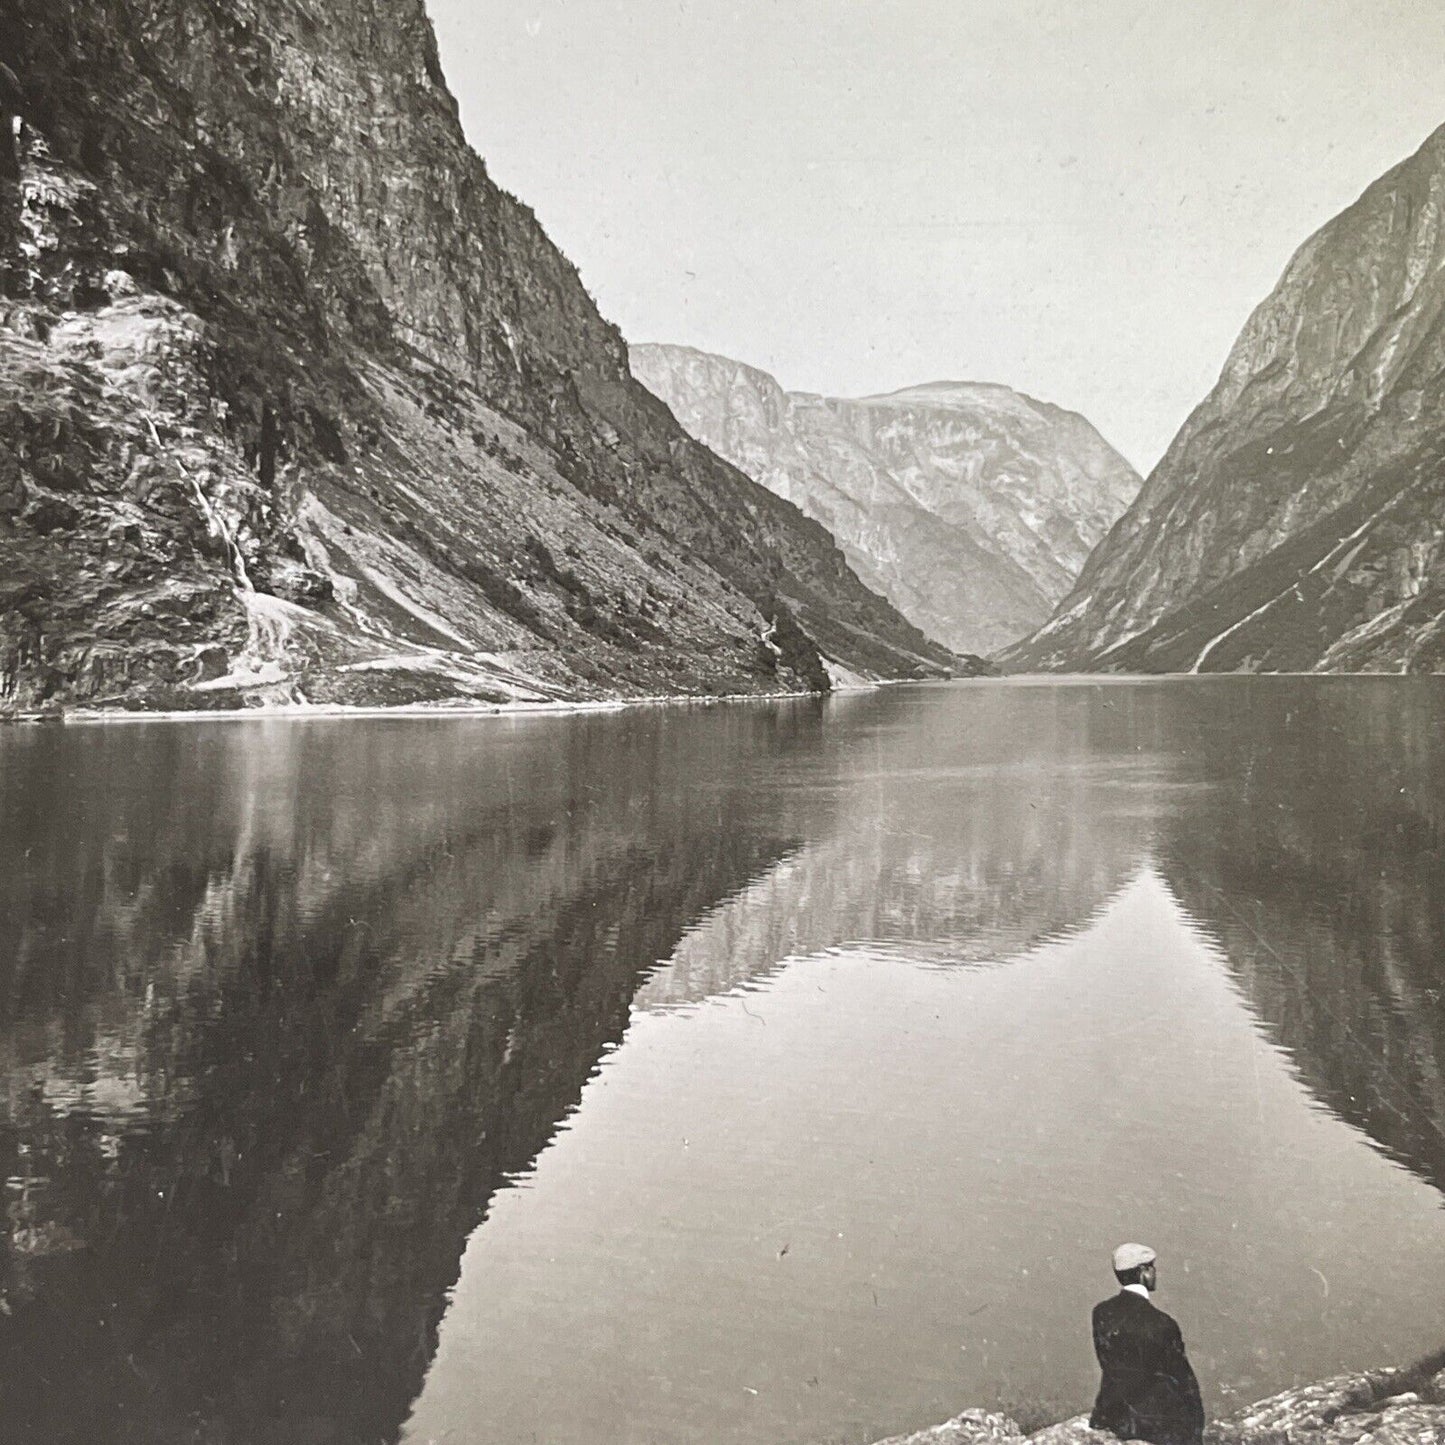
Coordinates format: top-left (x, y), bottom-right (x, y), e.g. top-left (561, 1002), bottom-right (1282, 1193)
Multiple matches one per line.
top-left (0, 0), bottom-right (955, 711)
top-left (631, 344), bottom-right (1140, 656)
top-left (1007, 123), bottom-right (1445, 674)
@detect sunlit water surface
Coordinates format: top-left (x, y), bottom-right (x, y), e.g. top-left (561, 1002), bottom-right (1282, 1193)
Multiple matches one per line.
top-left (1, 679), bottom-right (1443, 1445)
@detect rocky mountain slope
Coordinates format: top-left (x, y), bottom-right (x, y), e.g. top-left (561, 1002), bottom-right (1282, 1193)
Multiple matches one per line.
top-left (0, 0), bottom-right (957, 713)
top-left (1007, 123), bottom-right (1445, 674)
top-left (631, 344), bottom-right (1140, 656)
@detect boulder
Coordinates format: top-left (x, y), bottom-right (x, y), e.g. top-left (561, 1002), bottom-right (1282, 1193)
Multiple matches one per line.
top-left (1305, 1399), bottom-right (1445, 1444)
top-left (871, 1408), bottom-right (1025, 1445)
top-left (1025, 1418), bottom-right (1116, 1445)
top-left (1218, 1370), bottom-right (1403, 1439)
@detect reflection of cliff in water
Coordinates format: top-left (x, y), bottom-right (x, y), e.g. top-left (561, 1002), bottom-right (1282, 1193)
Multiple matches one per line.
top-left (0, 707), bottom-right (829, 1445)
top-left (639, 682), bottom-right (1166, 1009)
top-left (1158, 680), bottom-right (1445, 1198)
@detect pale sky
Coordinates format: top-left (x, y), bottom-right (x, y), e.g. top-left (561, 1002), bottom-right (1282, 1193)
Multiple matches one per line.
top-left (426, 1), bottom-right (1445, 472)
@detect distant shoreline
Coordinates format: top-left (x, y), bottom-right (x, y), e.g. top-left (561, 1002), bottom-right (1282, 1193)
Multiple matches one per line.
top-left (5, 669), bottom-right (1441, 728)
top-left (0, 680), bottom-right (890, 727)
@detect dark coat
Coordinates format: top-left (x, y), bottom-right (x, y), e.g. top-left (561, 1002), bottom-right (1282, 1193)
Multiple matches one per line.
top-left (1089, 1289), bottom-right (1205, 1445)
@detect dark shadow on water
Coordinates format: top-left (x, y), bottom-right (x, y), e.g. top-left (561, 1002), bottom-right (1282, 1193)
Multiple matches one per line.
top-left (1155, 678), bottom-right (1445, 1198)
top-left (0, 706), bottom-right (828, 1444)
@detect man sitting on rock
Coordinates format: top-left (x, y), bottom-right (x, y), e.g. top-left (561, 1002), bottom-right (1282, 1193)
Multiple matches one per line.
top-left (1089, 1243), bottom-right (1205, 1445)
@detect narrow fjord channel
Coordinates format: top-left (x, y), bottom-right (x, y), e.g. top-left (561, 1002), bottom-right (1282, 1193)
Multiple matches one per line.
top-left (1, 678), bottom-right (1443, 1445)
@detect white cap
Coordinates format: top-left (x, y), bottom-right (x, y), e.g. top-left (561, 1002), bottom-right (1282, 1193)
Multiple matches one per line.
top-left (1112, 1242), bottom-right (1156, 1272)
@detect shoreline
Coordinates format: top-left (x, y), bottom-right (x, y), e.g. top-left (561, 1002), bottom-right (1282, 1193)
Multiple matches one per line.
top-left (8, 669), bottom-right (1441, 727)
top-left (870, 1349), bottom-right (1445, 1445)
top-left (0, 679), bottom-right (898, 727)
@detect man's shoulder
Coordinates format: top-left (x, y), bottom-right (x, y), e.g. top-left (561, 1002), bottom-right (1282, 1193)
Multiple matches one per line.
top-left (1129, 1294), bottom-right (1184, 1339)
top-left (1094, 1291), bottom-right (1174, 1325)
top-left (1094, 1290), bottom-right (1146, 1309)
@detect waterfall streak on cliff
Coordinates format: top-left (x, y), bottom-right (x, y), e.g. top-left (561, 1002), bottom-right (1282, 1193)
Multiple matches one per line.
top-left (143, 412), bottom-right (294, 690)
top-left (143, 414), bottom-right (255, 592)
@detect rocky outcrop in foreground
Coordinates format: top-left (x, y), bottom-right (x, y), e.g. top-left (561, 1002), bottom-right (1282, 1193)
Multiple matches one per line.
top-left (631, 345), bottom-right (1140, 657)
top-left (1006, 122), bottom-right (1445, 675)
top-left (869, 1361), bottom-right (1445, 1445)
top-left (0, 0), bottom-right (957, 712)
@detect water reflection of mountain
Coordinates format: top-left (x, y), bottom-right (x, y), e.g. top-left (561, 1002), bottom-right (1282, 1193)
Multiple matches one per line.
top-left (636, 759), bottom-right (1150, 1011)
top-left (638, 682), bottom-right (1167, 1010)
top-left (0, 708), bottom-right (828, 1445)
top-left (1158, 680), bottom-right (1445, 1197)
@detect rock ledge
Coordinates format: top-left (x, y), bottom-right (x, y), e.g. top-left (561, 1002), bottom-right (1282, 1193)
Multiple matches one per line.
top-left (867, 1360), bottom-right (1445, 1445)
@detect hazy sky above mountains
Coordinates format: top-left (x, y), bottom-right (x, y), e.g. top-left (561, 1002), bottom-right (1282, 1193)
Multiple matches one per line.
top-left (428, 0), bottom-right (1445, 472)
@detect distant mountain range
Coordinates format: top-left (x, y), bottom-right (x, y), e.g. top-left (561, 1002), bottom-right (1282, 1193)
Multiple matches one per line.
top-left (0, 0), bottom-right (955, 713)
top-left (9, 0), bottom-right (1438, 701)
top-left (632, 345), bottom-right (1140, 657)
top-left (1007, 123), bottom-right (1445, 674)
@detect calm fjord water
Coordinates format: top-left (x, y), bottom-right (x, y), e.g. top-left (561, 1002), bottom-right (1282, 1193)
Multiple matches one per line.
top-left (1, 679), bottom-right (1443, 1445)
